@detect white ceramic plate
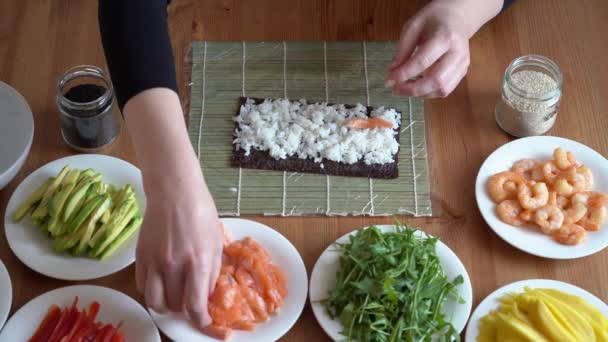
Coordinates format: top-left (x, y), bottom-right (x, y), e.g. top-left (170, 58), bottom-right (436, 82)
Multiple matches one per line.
top-left (0, 81), bottom-right (34, 190)
top-left (0, 285), bottom-right (160, 341)
top-left (476, 136), bottom-right (608, 259)
top-left (309, 225), bottom-right (473, 341)
top-left (465, 278), bottom-right (608, 341)
top-left (4, 154), bottom-right (145, 280)
top-left (0, 258), bottom-right (12, 331)
top-left (150, 218), bottom-right (308, 342)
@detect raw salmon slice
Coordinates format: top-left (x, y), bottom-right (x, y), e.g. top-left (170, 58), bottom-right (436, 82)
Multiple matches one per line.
top-left (206, 235), bottom-right (288, 340)
top-left (344, 117), bottom-right (394, 129)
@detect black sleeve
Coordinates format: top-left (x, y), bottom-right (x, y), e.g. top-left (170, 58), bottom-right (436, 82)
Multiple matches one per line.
top-left (98, 0), bottom-right (178, 111)
top-left (502, 0), bottom-right (515, 11)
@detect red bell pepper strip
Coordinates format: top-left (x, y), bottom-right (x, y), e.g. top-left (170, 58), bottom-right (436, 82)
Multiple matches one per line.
top-left (92, 324), bottom-right (115, 342)
top-left (28, 304), bottom-right (62, 342)
top-left (109, 333), bottom-right (124, 342)
top-left (87, 301), bottom-right (100, 321)
top-left (50, 296), bottom-right (81, 342)
top-left (61, 310), bottom-right (86, 342)
top-left (71, 320), bottom-right (98, 342)
top-left (101, 324), bottom-right (118, 342)
top-left (47, 308), bottom-right (69, 342)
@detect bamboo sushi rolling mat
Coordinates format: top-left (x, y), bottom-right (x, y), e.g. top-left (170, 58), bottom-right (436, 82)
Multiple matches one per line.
top-left (186, 41), bottom-right (432, 216)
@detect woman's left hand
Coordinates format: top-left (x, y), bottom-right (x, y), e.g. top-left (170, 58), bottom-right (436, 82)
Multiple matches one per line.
top-left (385, 0), bottom-right (476, 98)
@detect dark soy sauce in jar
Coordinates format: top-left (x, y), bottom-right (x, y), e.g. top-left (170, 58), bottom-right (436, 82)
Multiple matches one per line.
top-left (64, 84), bottom-right (107, 104)
top-left (57, 66), bottom-right (120, 152)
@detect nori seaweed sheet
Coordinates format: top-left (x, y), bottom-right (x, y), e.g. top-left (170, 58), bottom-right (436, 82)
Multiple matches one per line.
top-left (231, 97), bottom-right (400, 179)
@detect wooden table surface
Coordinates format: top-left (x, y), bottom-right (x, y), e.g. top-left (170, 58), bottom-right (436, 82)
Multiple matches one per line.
top-left (1, 0), bottom-right (607, 340)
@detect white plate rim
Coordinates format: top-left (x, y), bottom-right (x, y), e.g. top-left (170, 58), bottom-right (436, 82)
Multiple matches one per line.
top-left (0, 81), bottom-right (34, 178)
top-left (465, 278), bottom-right (608, 341)
top-left (0, 284), bottom-right (161, 341)
top-left (149, 218), bottom-right (308, 342)
top-left (475, 136), bottom-right (608, 259)
top-left (0, 258), bottom-right (12, 331)
top-left (309, 224), bottom-right (473, 341)
top-left (4, 154), bottom-right (146, 280)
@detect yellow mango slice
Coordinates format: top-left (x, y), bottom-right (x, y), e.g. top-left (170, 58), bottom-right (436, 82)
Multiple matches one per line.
top-left (477, 287), bottom-right (608, 342)
top-left (495, 312), bottom-right (550, 342)
top-left (530, 289), bottom-right (596, 341)
top-left (541, 288), bottom-right (608, 340)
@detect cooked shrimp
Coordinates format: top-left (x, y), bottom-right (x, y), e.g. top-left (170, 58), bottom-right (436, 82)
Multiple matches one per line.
top-left (552, 223), bottom-right (587, 245)
top-left (519, 209), bottom-right (535, 222)
top-left (572, 191), bottom-right (608, 208)
top-left (534, 205), bottom-right (565, 234)
top-left (554, 178), bottom-right (575, 197)
top-left (578, 206), bottom-right (608, 231)
top-left (541, 161), bottom-right (561, 184)
top-left (487, 172), bottom-right (525, 203)
top-left (561, 168), bottom-right (587, 192)
top-left (497, 200), bottom-right (525, 226)
top-left (530, 167), bottom-right (545, 182)
top-left (563, 202), bottom-right (588, 225)
top-left (556, 195), bottom-right (569, 210)
top-left (553, 147), bottom-right (578, 170)
top-left (576, 166), bottom-right (594, 190)
top-left (343, 117), bottom-right (394, 129)
top-left (512, 159), bottom-right (541, 180)
top-left (547, 191), bottom-right (557, 206)
top-left (517, 182), bottom-right (549, 210)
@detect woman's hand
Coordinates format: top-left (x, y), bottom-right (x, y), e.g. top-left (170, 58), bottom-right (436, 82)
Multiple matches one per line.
top-left (137, 174), bottom-right (223, 328)
top-left (386, 0), bottom-right (503, 98)
top-left (123, 88), bottom-right (223, 330)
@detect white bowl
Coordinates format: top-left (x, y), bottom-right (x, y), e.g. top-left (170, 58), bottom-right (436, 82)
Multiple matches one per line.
top-left (0, 82), bottom-right (34, 191)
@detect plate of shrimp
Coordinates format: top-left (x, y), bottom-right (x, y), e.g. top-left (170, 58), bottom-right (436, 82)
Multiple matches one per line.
top-left (475, 136), bottom-right (608, 259)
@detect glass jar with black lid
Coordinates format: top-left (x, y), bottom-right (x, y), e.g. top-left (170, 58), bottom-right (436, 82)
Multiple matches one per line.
top-left (56, 65), bottom-right (120, 152)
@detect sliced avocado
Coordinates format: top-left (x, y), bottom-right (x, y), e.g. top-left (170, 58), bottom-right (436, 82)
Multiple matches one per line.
top-left (12, 178), bottom-right (54, 222)
top-left (99, 216), bottom-right (143, 260)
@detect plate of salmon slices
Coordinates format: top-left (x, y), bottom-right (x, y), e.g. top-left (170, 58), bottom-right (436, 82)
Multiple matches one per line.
top-left (149, 218), bottom-right (308, 341)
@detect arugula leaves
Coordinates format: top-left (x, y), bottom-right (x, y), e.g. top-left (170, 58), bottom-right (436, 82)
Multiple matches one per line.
top-left (322, 221), bottom-right (463, 342)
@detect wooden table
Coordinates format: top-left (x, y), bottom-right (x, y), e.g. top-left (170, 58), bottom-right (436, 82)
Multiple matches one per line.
top-left (1, 1), bottom-right (607, 340)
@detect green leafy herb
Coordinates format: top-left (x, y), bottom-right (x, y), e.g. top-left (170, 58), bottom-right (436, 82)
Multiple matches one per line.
top-left (322, 220), bottom-right (463, 342)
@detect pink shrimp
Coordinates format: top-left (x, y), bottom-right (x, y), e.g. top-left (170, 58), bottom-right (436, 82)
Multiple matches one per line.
top-left (488, 172), bottom-right (526, 203)
top-left (563, 202), bottom-right (588, 225)
top-left (511, 159), bottom-right (541, 180)
top-left (534, 205), bottom-right (565, 235)
top-left (497, 200), bottom-right (525, 226)
top-left (552, 223), bottom-right (586, 245)
top-left (578, 206), bottom-right (607, 231)
top-left (517, 182), bottom-right (549, 210)
top-left (541, 161), bottom-right (561, 184)
top-left (553, 147), bottom-right (579, 170)
top-left (575, 166), bottom-right (594, 190)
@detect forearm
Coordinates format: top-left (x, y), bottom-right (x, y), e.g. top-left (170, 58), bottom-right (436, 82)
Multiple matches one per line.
top-left (98, 0), bottom-right (177, 111)
top-left (123, 89), bottom-right (203, 190)
top-left (431, 0), bottom-right (504, 38)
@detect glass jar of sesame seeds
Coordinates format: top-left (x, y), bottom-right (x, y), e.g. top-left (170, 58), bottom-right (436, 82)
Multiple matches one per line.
top-left (495, 55), bottom-right (563, 137)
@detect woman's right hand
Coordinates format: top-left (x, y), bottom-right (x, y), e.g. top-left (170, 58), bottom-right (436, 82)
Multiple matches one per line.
top-left (137, 171), bottom-right (224, 329)
top-left (122, 88), bottom-right (224, 330)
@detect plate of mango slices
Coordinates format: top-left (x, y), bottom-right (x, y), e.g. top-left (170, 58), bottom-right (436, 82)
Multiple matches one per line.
top-left (465, 279), bottom-right (608, 341)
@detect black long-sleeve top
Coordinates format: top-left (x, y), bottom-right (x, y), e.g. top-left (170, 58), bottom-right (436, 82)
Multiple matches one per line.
top-left (98, 0), bottom-right (515, 111)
